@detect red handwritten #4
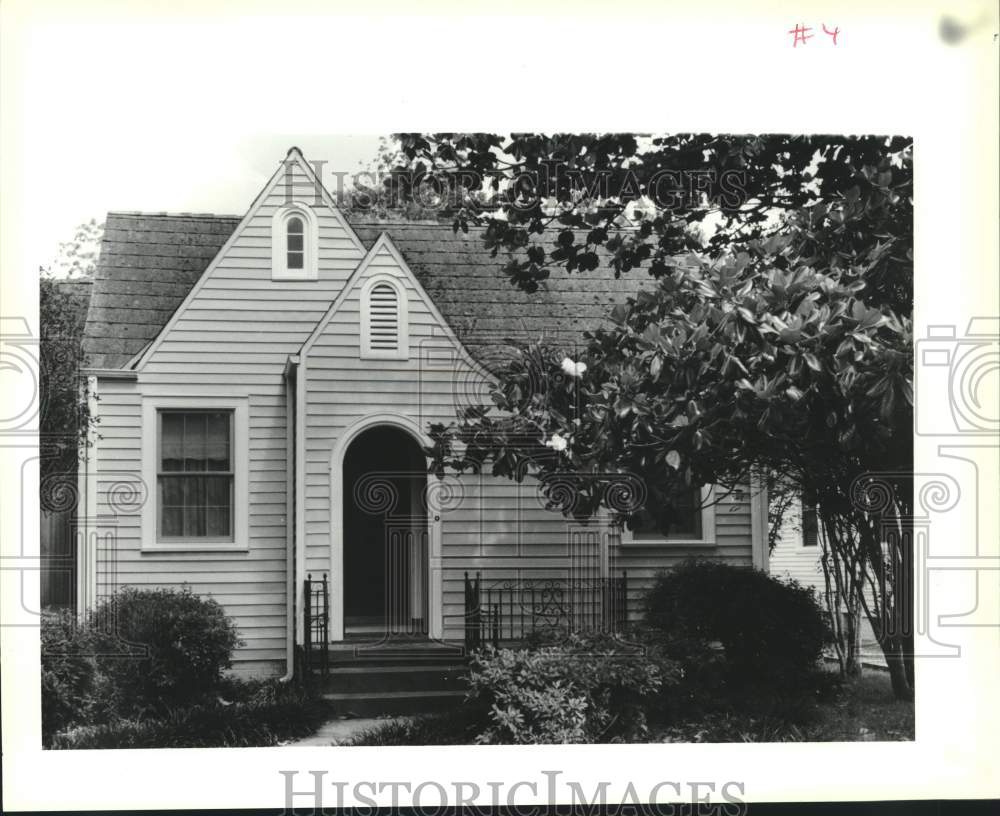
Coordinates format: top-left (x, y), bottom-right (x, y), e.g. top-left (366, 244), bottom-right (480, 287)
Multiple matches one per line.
top-left (789, 24), bottom-right (840, 47)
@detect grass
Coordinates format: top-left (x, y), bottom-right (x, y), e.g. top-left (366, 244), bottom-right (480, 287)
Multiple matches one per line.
top-left (796, 671), bottom-right (914, 741)
top-left (653, 670), bottom-right (914, 743)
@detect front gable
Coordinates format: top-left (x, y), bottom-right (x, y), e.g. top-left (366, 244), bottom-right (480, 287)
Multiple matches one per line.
top-left (135, 149), bottom-right (368, 378)
top-left (301, 232), bottom-right (487, 377)
top-left (300, 233), bottom-right (491, 443)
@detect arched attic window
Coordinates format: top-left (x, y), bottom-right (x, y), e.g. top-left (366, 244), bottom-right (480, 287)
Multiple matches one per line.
top-left (361, 276), bottom-right (409, 360)
top-left (286, 216), bottom-right (304, 270)
top-left (271, 204), bottom-right (318, 280)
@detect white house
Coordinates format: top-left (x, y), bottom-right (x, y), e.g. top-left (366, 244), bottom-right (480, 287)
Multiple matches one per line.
top-left (78, 147), bottom-right (768, 679)
top-left (770, 495), bottom-right (883, 666)
top-left (769, 497), bottom-right (824, 594)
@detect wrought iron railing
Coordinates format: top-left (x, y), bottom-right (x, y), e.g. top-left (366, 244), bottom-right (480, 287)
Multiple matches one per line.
top-left (303, 572), bottom-right (329, 679)
top-left (463, 572), bottom-right (628, 651)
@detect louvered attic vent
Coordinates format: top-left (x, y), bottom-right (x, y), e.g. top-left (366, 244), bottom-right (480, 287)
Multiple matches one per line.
top-left (368, 283), bottom-right (399, 350)
top-left (361, 278), bottom-right (408, 359)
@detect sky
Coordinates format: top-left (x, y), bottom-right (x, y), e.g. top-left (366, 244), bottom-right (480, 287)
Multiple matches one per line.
top-left (4, 14), bottom-right (398, 274)
top-left (32, 131), bottom-right (383, 274)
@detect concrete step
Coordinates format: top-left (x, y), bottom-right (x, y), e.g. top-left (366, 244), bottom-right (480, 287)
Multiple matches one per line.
top-left (321, 689), bottom-right (467, 717)
top-left (320, 663), bottom-right (469, 694)
top-left (322, 643), bottom-right (467, 667)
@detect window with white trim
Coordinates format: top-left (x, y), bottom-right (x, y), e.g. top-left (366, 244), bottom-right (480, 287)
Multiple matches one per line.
top-left (141, 396), bottom-right (248, 552)
top-left (158, 410), bottom-right (234, 540)
top-left (361, 276), bottom-right (409, 359)
top-left (620, 485), bottom-right (716, 545)
top-left (271, 204), bottom-right (318, 280)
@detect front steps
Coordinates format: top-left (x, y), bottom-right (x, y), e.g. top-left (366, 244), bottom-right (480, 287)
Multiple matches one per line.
top-left (312, 640), bottom-right (470, 716)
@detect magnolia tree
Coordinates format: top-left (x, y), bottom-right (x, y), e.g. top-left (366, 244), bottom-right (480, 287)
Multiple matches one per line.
top-left (387, 134), bottom-right (914, 699)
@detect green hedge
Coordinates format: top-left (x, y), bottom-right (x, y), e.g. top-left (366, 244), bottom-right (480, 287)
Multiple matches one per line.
top-left (643, 560), bottom-right (830, 697)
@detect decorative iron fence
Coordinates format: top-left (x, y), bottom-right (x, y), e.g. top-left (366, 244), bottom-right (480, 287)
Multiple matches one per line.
top-left (303, 573), bottom-right (329, 679)
top-left (463, 572), bottom-right (628, 651)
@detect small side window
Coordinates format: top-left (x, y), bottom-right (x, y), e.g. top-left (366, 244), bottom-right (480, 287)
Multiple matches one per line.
top-left (802, 503), bottom-right (819, 547)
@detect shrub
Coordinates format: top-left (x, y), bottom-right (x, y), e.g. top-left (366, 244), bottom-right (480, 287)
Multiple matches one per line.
top-left (466, 632), bottom-right (678, 744)
top-left (642, 560), bottom-right (830, 697)
top-left (41, 610), bottom-right (98, 740)
top-left (49, 682), bottom-right (331, 749)
top-left (88, 587), bottom-right (243, 717)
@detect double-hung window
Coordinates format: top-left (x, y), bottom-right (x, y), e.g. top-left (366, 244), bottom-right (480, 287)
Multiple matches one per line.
top-left (158, 410), bottom-right (234, 541)
top-left (141, 396), bottom-right (247, 552)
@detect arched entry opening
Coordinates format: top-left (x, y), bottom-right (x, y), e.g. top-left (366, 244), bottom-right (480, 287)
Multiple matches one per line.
top-left (342, 425), bottom-right (429, 639)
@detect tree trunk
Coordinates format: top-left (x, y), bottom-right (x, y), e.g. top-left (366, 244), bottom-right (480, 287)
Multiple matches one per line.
top-left (844, 596), bottom-right (862, 677)
top-left (883, 638), bottom-right (914, 701)
top-left (857, 519), bottom-right (914, 701)
top-left (815, 493), bottom-right (914, 700)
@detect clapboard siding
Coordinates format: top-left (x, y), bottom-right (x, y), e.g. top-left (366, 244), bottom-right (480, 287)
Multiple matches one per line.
top-left (305, 239), bottom-right (759, 642)
top-left (769, 498), bottom-right (825, 595)
top-left (93, 157), bottom-right (366, 675)
top-left (304, 242), bottom-right (601, 617)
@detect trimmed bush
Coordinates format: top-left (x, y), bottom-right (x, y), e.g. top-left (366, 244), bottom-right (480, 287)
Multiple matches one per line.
top-left (95, 587), bottom-right (241, 717)
top-left (466, 632), bottom-right (678, 744)
top-left (42, 588), bottom-right (246, 744)
top-left (642, 560), bottom-right (830, 696)
top-left (88, 587), bottom-right (243, 717)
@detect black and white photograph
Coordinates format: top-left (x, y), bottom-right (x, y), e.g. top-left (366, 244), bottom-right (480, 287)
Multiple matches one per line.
top-left (2, 3), bottom-right (998, 814)
top-left (37, 133), bottom-right (917, 750)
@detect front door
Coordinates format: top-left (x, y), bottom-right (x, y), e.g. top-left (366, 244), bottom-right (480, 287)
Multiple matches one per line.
top-left (342, 425), bottom-right (428, 638)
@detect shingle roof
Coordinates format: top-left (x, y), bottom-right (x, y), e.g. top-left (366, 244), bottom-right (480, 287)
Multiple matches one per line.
top-left (84, 212), bottom-right (644, 369)
top-left (83, 213), bottom-right (241, 368)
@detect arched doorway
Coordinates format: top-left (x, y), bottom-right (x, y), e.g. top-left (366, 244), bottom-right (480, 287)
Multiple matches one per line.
top-left (342, 425), bottom-right (429, 639)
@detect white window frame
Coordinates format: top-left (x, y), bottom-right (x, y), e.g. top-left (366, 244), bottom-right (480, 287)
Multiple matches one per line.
top-left (141, 395), bottom-right (249, 552)
top-left (271, 202), bottom-right (319, 281)
top-left (360, 274), bottom-right (409, 360)
top-left (619, 484), bottom-right (717, 547)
